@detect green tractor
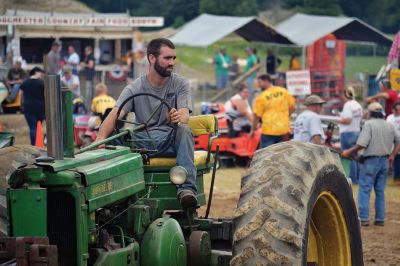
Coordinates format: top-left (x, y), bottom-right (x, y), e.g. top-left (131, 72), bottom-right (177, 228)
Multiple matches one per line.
top-left (0, 75), bottom-right (363, 265)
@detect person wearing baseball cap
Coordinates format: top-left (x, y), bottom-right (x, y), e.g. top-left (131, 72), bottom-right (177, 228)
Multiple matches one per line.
top-left (342, 101), bottom-right (400, 226)
top-left (293, 94), bottom-right (326, 144)
top-left (337, 86), bottom-right (363, 184)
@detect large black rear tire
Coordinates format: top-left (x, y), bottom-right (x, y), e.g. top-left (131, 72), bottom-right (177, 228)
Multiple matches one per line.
top-left (231, 141), bottom-right (363, 265)
top-left (0, 145), bottom-right (45, 235)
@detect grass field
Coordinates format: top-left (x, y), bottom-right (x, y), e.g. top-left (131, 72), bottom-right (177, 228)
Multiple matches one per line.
top-left (177, 38), bottom-right (387, 83)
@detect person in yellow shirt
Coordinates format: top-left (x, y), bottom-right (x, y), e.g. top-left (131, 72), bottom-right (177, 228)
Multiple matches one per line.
top-left (91, 83), bottom-right (116, 117)
top-left (289, 53), bottom-right (301, 71)
top-left (251, 74), bottom-right (296, 148)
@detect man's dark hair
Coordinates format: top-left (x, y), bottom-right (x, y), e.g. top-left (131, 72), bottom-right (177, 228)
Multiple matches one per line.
top-left (147, 38), bottom-right (175, 61)
top-left (257, 74), bottom-right (271, 83)
top-left (370, 111), bottom-right (384, 119)
top-left (29, 67), bottom-right (44, 76)
top-left (393, 101), bottom-right (400, 110)
top-left (237, 83), bottom-right (248, 92)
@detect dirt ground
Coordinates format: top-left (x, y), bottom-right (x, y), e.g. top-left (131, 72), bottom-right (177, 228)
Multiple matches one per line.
top-left (199, 167), bottom-right (400, 266)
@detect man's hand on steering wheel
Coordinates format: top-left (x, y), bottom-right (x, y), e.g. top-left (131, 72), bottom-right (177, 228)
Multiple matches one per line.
top-left (168, 108), bottom-right (181, 124)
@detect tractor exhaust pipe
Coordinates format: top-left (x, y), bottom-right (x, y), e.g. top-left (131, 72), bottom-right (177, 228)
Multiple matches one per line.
top-left (44, 74), bottom-right (64, 160)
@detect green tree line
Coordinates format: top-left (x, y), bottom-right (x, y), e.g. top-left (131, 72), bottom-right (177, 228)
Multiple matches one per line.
top-left (79, 0), bottom-right (400, 33)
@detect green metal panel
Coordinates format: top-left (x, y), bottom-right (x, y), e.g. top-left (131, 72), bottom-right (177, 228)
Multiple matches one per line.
top-left (8, 188), bottom-right (47, 237)
top-left (141, 217), bottom-right (186, 266)
top-left (36, 146), bottom-right (131, 172)
top-left (42, 170), bottom-right (80, 186)
top-left (142, 172), bottom-right (206, 210)
top-left (81, 153), bottom-right (145, 211)
top-left (87, 170), bottom-right (145, 211)
top-left (78, 153), bottom-right (143, 185)
top-left (94, 242), bottom-right (140, 266)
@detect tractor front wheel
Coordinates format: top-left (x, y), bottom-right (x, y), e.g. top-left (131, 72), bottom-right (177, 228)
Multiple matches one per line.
top-left (231, 141), bottom-right (363, 265)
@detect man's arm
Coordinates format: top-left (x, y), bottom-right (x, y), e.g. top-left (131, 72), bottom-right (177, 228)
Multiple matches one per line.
top-left (95, 107), bottom-right (125, 142)
top-left (389, 144), bottom-right (400, 166)
top-left (342, 144), bottom-right (364, 158)
top-left (338, 117), bottom-right (352, 125)
top-left (250, 113), bottom-right (260, 136)
top-left (309, 116), bottom-right (325, 145)
top-left (367, 92), bottom-right (389, 102)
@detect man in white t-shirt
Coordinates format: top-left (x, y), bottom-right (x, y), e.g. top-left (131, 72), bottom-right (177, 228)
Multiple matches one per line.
top-left (67, 45), bottom-right (80, 75)
top-left (386, 101), bottom-right (400, 184)
top-left (294, 95), bottom-right (326, 144)
top-left (338, 86), bottom-right (363, 184)
top-left (62, 68), bottom-right (81, 99)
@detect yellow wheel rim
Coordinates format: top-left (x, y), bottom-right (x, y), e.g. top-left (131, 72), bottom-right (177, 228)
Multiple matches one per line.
top-left (307, 191), bottom-right (351, 266)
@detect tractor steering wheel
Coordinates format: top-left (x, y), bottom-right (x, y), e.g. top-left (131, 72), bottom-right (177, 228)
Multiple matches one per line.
top-left (116, 93), bottom-right (176, 157)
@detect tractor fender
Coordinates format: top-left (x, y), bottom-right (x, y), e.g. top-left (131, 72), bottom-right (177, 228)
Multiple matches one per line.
top-left (141, 217), bottom-right (187, 266)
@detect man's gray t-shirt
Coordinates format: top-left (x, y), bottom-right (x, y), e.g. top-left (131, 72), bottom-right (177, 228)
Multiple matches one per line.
top-left (357, 118), bottom-right (400, 157)
top-left (293, 110), bottom-right (326, 143)
top-left (116, 73), bottom-right (192, 134)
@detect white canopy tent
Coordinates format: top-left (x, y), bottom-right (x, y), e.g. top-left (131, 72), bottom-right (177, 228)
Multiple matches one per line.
top-left (170, 13), bottom-right (293, 47)
top-left (170, 13), bottom-right (294, 100)
top-left (276, 13), bottom-right (393, 68)
top-left (276, 13), bottom-right (392, 47)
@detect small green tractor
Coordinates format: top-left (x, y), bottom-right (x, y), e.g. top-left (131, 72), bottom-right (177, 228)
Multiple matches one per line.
top-left (0, 75), bottom-right (363, 265)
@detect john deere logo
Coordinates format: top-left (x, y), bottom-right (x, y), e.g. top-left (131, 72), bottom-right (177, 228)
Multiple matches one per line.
top-left (91, 181), bottom-right (113, 196)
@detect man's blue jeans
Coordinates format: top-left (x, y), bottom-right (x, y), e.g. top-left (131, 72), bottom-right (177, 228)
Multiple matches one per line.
top-left (10, 84), bottom-right (21, 101)
top-left (260, 134), bottom-right (284, 149)
top-left (133, 124), bottom-right (196, 195)
top-left (24, 112), bottom-right (45, 145)
top-left (216, 75), bottom-right (228, 89)
top-left (247, 76), bottom-right (255, 106)
top-left (358, 156), bottom-right (388, 223)
top-left (340, 131), bottom-right (360, 184)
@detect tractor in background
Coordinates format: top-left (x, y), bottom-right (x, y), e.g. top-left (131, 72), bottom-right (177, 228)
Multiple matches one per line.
top-left (0, 74), bottom-right (363, 265)
top-left (196, 102), bottom-right (261, 167)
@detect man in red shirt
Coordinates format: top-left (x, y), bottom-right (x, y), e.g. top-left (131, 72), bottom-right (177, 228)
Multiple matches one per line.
top-left (367, 79), bottom-right (398, 117)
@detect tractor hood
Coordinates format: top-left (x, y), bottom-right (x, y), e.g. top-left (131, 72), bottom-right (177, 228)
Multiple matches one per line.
top-left (36, 146), bottom-right (134, 172)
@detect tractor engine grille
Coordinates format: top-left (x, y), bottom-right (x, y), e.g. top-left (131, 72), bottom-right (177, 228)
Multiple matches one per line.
top-left (47, 192), bottom-right (77, 266)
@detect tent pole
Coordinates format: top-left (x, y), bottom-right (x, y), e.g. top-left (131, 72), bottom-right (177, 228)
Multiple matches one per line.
top-left (202, 46), bottom-right (208, 102)
top-left (301, 46), bottom-right (306, 69)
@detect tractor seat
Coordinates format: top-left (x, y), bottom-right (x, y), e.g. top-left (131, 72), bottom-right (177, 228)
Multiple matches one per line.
top-left (143, 115), bottom-right (218, 171)
top-left (147, 150), bottom-right (213, 168)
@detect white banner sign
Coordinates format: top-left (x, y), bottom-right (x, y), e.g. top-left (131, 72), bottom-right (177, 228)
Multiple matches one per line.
top-left (0, 16), bottom-right (45, 26)
top-left (286, 70), bottom-right (311, 96)
top-left (130, 17), bottom-right (164, 27)
top-left (46, 17), bottom-right (85, 26)
top-left (0, 15), bottom-right (164, 27)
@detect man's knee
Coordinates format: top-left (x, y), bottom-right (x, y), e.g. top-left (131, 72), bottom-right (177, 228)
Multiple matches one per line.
top-left (177, 124), bottom-right (192, 136)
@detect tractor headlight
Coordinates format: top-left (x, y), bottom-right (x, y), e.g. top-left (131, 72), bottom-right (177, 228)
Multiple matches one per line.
top-left (169, 166), bottom-right (187, 185)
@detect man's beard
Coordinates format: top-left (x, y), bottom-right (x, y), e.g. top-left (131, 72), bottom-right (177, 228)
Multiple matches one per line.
top-left (154, 59), bottom-right (173, 77)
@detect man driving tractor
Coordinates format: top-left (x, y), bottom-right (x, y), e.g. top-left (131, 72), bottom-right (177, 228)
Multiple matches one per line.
top-left (95, 38), bottom-right (197, 209)
top-left (224, 83), bottom-right (253, 137)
